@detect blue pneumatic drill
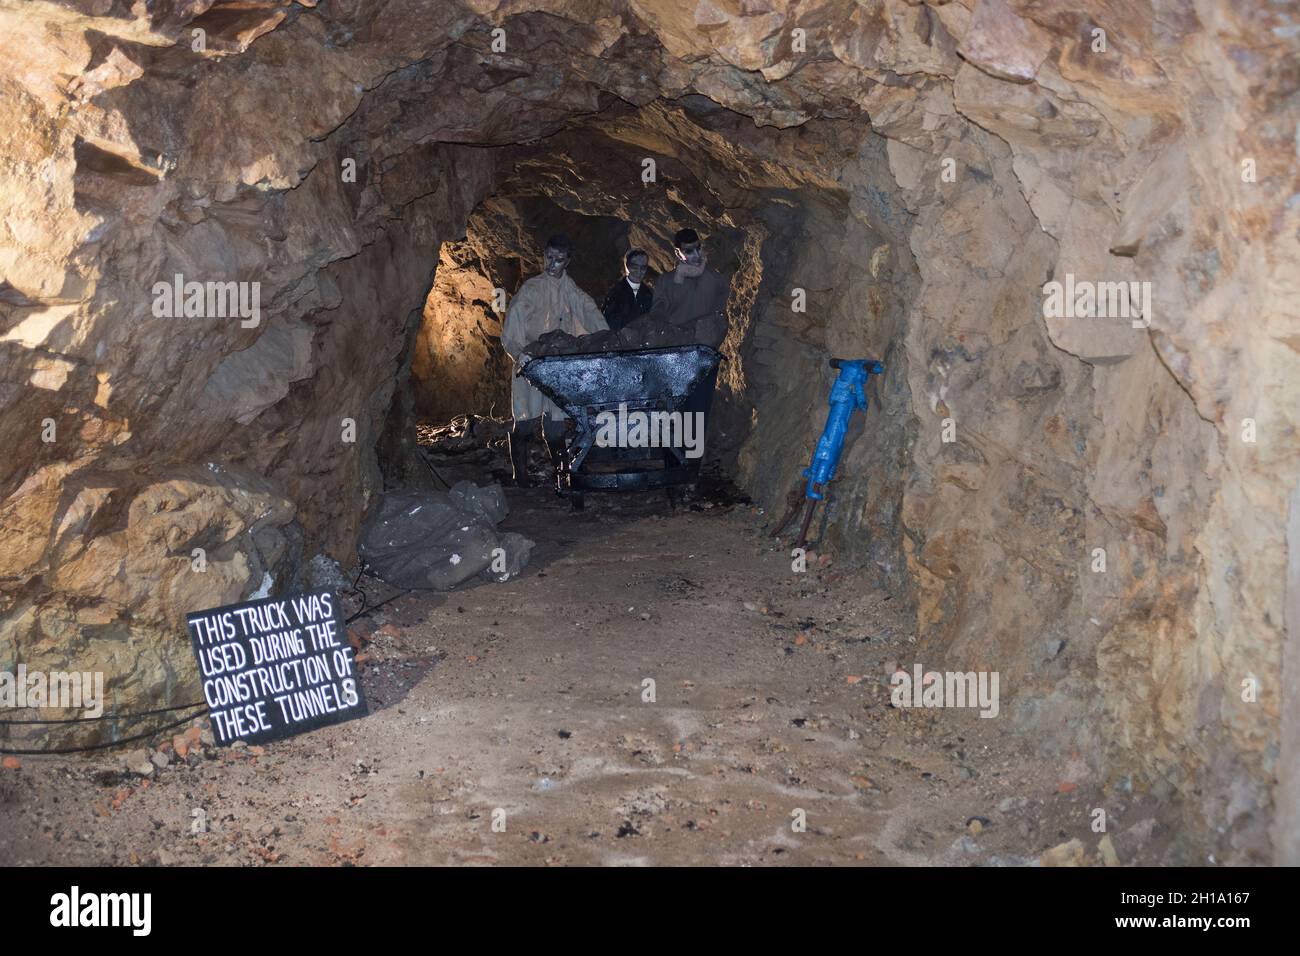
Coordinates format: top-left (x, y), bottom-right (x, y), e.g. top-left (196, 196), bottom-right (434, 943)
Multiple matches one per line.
top-left (793, 357), bottom-right (885, 550)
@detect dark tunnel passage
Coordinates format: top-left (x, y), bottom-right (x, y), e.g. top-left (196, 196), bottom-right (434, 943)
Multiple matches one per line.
top-left (380, 97), bottom-right (915, 557)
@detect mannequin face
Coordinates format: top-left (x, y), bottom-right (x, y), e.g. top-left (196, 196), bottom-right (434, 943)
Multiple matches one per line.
top-left (675, 240), bottom-right (703, 267)
top-left (625, 254), bottom-right (648, 283)
top-left (543, 246), bottom-right (570, 278)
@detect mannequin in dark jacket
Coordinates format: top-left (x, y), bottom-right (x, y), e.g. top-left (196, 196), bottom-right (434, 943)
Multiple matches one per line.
top-left (647, 228), bottom-right (729, 350)
top-left (600, 249), bottom-right (653, 332)
top-left (649, 228), bottom-right (729, 463)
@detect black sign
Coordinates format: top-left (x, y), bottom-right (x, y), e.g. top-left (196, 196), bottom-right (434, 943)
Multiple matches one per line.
top-left (185, 589), bottom-right (367, 746)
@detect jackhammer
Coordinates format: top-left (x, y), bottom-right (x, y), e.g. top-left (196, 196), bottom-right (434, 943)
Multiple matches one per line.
top-left (792, 357), bottom-right (884, 551)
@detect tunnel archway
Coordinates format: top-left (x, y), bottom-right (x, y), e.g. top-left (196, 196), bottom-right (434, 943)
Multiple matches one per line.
top-left (397, 97), bottom-right (897, 484)
top-left (0, 0), bottom-right (1294, 866)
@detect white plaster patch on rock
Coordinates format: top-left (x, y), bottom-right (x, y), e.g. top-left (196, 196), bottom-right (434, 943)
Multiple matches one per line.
top-left (249, 571), bottom-right (274, 599)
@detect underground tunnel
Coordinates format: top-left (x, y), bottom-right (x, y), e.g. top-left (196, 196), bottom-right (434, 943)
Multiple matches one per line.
top-left (0, 0), bottom-right (1297, 876)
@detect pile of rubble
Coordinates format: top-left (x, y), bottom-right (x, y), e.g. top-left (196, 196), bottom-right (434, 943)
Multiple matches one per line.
top-left (358, 481), bottom-right (533, 590)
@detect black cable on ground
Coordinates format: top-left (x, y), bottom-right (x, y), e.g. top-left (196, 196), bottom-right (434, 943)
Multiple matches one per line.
top-left (2, 572), bottom-right (397, 748)
top-left (340, 560), bottom-right (412, 625)
top-left (0, 699), bottom-right (207, 726)
top-left (348, 563), bottom-right (369, 619)
top-left (418, 445), bottom-right (452, 489)
top-left (0, 708), bottom-right (206, 757)
top-left (344, 587), bottom-right (410, 624)
top-left (3, 571), bottom-right (387, 726)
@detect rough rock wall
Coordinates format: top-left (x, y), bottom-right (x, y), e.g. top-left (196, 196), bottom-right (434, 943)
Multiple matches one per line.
top-left (0, 2), bottom-right (504, 738)
top-left (862, 2), bottom-right (1297, 863)
top-left (0, 0), bottom-right (1296, 862)
top-left (731, 128), bottom-right (918, 597)
top-left (412, 238), bottom-right (514, 425)
top-left (634, 0), bottom-right (1299, 863)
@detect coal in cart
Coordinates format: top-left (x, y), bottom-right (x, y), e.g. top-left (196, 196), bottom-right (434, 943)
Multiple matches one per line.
top-left (518, 345), bottom-right (722, 510)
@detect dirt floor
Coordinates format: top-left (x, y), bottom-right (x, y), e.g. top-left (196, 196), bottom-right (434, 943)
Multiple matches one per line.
top-left (0, 473), bottom-right (1183, 866)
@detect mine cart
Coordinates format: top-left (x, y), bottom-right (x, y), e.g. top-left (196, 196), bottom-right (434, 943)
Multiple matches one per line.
top-left (519, 345), bottom-right (722, 510)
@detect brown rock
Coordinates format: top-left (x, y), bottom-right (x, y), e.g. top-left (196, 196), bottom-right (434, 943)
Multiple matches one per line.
top-left (1040, 838), bottom-right (1086, 867)
top-left (957, 0), bottom-right (1052, 84)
